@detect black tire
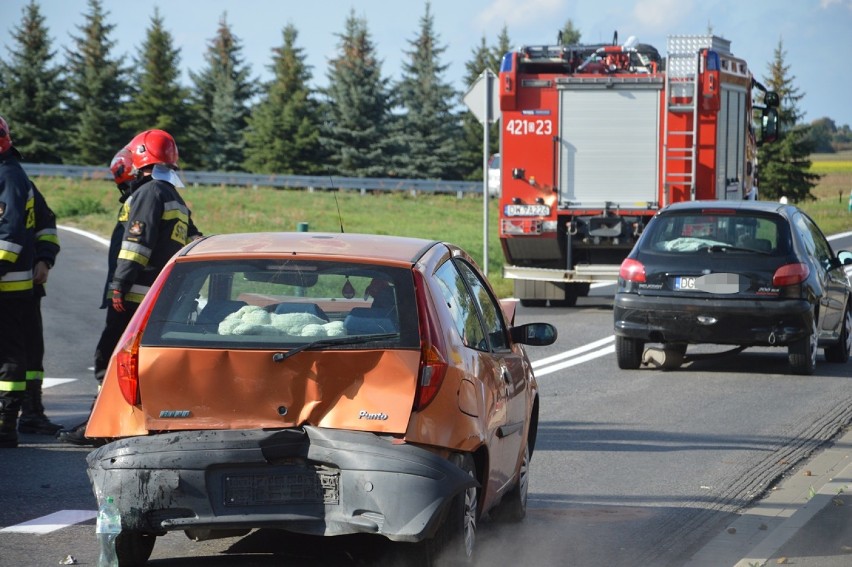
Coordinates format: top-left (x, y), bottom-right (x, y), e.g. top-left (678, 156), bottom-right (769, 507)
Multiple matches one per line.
top-left (660, 342), bottom-right (687, 370)
top-left (550, 283), bottom-right (590, 307)
top-left (789, 324), bottom-right (818, 375)
top-left (549, 297), bottom-right (577, 308)
top-left (825, 304), bottom-right (852, 363)
top-left (115, 530), bottom-right (156, 566)
top-left (495, 443), bottom-right (529, 522)
top-left (425, 453), bottom-right (478, 566)
top-left (615, 336), bottom-right (644, 369)
top-left (519, 299), bottom-right (547, 308)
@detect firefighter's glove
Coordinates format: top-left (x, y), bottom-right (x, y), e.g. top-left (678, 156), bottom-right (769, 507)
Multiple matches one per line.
top-left (112, 289), bottom-right (126, 312)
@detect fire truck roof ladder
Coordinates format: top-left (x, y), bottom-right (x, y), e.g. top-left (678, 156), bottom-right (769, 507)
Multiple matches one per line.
top-left (662, 35), bottom-right (705, 205)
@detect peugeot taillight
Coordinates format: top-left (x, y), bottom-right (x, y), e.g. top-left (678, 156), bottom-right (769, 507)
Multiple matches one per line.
top-left (619, 258), bottom-right (646, 283)
top-left (773, 263), bottom-right (809, 287)
top-left (413, 270), bottom-right (448, 410)
top-left (114, 263), bottom-right (174, 405)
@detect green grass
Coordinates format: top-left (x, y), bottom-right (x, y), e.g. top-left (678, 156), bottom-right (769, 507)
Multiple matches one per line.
top-left (35, 154), bottom-right (852, 300)
top-left (800, 150), bottom-right (852, 236)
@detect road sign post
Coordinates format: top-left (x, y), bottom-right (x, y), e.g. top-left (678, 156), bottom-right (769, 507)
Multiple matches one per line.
top-left (464, 69), bottom-right (500, 275)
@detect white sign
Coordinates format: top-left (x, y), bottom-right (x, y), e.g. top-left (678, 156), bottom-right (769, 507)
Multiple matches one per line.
top-left (464, 69), bottom-right (500, 125)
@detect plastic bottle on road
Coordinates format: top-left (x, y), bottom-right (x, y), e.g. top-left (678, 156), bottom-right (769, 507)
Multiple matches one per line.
top-left (96, 496), bottom-right (121, 567)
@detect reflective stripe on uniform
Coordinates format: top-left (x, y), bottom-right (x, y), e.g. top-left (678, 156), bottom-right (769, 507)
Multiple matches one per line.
top-left (0, 380), bottom-right (26, 391)
top-left (0, 269), bottom-right (33, 292)
top-left (118, 241), bottom-right (152, 266)
top-left (124, 283), bottom-right (151, 304)
top-left (162, 201), bottom-right (190, 222)
top-left (35, 228), bottom-right (59, 245)
top-left (0, 239), bottom-right (23, 263)
top-left (25, 370), bottom-right (44, 381)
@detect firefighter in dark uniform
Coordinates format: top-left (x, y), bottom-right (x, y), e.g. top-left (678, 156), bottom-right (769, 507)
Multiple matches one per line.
top-left (96, 148), bottom-right (136, 384)
top-left (110, 129), bottom-right (201, 311)
top-left (0, 115), bottom-right (37, 448)
top-left (58, 130), bottom-right (201, 445)
top-left (18, 184), bottom-right (62, 434)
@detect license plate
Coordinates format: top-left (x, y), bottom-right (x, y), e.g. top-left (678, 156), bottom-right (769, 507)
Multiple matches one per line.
top-left (673, 273), bottom-right (741, 294)
top-left (224, 468), bottom-right (339, 506)
top-left (504, 204), bottom-right (551, 217)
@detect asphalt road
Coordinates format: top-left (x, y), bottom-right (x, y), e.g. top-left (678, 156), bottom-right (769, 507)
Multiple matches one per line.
top-left (1, 228), bottom-right (852, 567)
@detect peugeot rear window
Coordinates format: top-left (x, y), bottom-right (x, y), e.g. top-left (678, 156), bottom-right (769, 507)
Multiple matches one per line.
top-left (642, 212), bottom-right (790, 256)
top-left (141, 259), bottom-right (419, 349)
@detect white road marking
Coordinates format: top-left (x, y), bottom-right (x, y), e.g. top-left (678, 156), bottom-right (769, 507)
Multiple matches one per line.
top-left (57, 225), bottom-right (109, 247)
top-left (532, 335), bottom-right (615, 376)
top-left (1, 510), bottom-right (96, 534)
top-left (42, 378), bottom-right (77, 389)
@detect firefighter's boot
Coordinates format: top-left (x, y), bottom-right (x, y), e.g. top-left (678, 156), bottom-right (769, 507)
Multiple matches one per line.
top-left (56, 396), bottom-right (103, 447)
top-left (18, 380), bottom-right (63, 435)
top-left (0, 395), bottom-right (22, 448)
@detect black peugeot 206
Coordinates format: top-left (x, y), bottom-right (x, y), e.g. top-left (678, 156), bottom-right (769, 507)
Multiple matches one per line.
top-left (614, 200), bottom-right (852, 375)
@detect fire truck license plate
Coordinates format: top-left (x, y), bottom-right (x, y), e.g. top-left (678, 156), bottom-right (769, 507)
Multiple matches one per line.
top-left (504, 204), bottom-right (550, 217)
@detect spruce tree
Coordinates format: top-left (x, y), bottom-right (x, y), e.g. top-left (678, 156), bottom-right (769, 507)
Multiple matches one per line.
top-left (124, 8), bottom-right (193, 158)
top-left (757, 39), bottom-right (819, 203)
top-left (188, 13), bottom-right (255, 171)
top-left (392, 2), bottom-right (461, 179)
top-left (64, 0), bottom-right (129, 165)
top-left (243, 24), bottom-right (322, 175)
top-left (320, 10), bottom-right (393, 177)
top-left (0, 0), bottom-right (66, 163)
top-left (560, 19), bottom-right (582, 45)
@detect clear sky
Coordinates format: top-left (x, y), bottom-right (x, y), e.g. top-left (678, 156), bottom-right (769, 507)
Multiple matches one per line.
top-left (3, 0), bottom-right (852, 128)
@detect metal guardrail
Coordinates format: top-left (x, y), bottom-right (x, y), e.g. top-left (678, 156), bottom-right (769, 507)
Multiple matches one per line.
top-left (22, 163), bottom-right (483, 196)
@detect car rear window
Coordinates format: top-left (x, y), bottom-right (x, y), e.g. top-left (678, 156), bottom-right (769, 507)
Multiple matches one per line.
top-left (141, 259), bottom-right (419, 349)
top-left (642, 212), bottom-right (790, 256)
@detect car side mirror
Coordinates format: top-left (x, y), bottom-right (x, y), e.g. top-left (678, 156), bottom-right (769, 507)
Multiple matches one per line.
top-left (510, 322), bottom-right (557, 346)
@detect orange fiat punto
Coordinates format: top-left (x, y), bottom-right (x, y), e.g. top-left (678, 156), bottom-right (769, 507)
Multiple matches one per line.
top-left (85, 232), bottom-right (556, 566)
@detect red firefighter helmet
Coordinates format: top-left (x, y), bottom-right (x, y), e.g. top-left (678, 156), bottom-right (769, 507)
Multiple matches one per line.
top-left (109, 148), bottom-right (135, 186)
top-left (127, 129), bottom-right (179, 171)
top-left (0, 115), bottom-right (12, 154)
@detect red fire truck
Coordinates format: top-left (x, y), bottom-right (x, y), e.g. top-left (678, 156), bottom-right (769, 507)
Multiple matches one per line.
top-left (497, 33), bottom-right (778, 306)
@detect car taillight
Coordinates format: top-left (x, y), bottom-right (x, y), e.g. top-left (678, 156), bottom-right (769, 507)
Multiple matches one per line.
top-left (413, 270), bottom-right (448, 411)
top-left (114, 263), bottom-right (174, 405)
top-left (773, 263), bottom-right (809, 287)
top-left (619, 258), bottom-right (646, 283)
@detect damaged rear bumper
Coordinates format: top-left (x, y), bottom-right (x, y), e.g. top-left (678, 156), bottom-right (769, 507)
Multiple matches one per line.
top-left (86, 426), bottom-right (475, 542)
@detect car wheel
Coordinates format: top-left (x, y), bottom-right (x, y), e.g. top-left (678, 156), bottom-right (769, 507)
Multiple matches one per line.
top-left (115, 530), bottom-right (156, 566)
top-left (824, 304), bottom-right (852, 363)
top-left (789, 323), bottom-right (818, 375)
top-left (495, 442), bottom-right (529, 522)
top-left (425, 453), bottom-right (478, 565)
top-left (520, 299), bottom-right (547, 308)
top-left (615, 336), bottom-right (644, 369)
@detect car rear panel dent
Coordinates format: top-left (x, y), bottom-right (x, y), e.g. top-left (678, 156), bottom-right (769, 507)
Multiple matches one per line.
top-left (135, 347), bottom-right (420, 434)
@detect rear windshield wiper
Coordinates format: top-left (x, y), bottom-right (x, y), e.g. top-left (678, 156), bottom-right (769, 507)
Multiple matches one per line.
top-left (705, 244), bottom-right (771, 255)
top-left (272, 333), bottom-right (398, 363)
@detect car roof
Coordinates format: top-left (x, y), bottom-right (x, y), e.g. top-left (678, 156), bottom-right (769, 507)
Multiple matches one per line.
top-left (659, 200), bottom-right (793, 216)
top-left (179, 232), bottom-right (441, 265)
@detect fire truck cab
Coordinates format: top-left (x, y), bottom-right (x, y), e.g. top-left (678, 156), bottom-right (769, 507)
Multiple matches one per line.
top-left (497, 33), bottom-right (778, 306)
